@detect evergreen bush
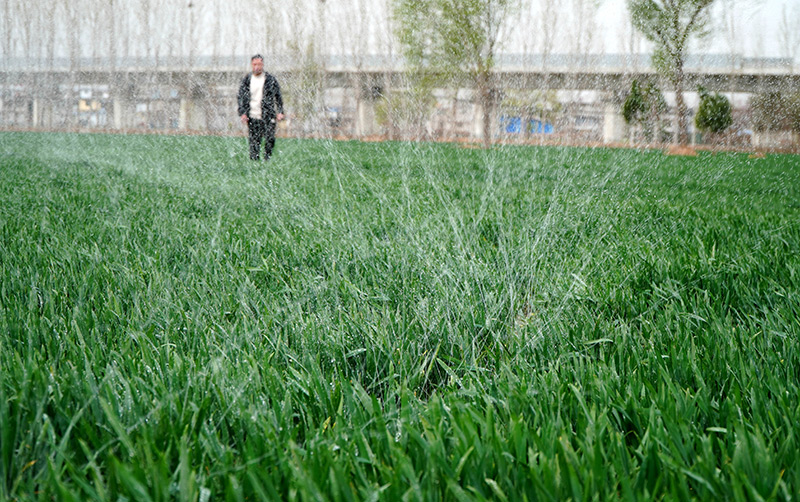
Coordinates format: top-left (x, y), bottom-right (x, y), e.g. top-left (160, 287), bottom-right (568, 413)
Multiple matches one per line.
top-left (695, 86), bottom-right (732, 134)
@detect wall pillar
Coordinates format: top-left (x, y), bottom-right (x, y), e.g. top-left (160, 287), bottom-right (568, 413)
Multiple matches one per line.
top-left (603, 103), bottom-right (627, 144)
top-left (472, 102), bottom-right (483, 140)
top-left (178, 98), bottom-right (207, 131)
top-left (113, 99), bottom-right (124, 129)
top-left (32, 99), bottom-right (40, 127)
top-left (355, 98), bottom-right (376, 137)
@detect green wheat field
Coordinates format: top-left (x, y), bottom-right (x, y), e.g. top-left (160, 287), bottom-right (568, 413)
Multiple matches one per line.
top-left (1, 131), bottom-right (799, 501)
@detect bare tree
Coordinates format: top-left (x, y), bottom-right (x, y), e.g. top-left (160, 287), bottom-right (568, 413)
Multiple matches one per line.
top-left (135, 0), bottom-right (153, 63)
top-left (14, 0), bottom-right (37, 66)
top-left (284, 0), bottom-right (324, 135)
top-left (570, 0), bottom-right (601, 60)
top-left (510, 0), bottom-right (534, 57)
top-left (538, 0), bottom-right (560, 70)
top-left (617, 1), bottom-right (645, 69)
top-left (210, 0), bottom-right (222, 65)
top-left (779, 2), bottom-right (800, 72)
top-left (108, 0), bottom-right (118, 68)
top-left (165, 2), bottom-right (180, 62)
top-left (1, 0), bottom-right (11, 69)
top-left (329, 0), bottom-right (372, 136)
top-left (375, 0), bottom-right (402, 139)
top-left (186, 1), bottom-right (203, 67)
top-left (227, 1), bottom-right (243, 59)
top-left (718, 0), bottom-right (743, 70)
top-left (82, 0), bottom-right (102, 65)
top-left (247, 0), bottom-right (267, 57)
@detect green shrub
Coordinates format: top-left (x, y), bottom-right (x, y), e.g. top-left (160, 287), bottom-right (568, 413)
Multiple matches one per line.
top-left (695, 86), bottom-right (732, 134)
top-left (622, 79), bottom-right (667, 141)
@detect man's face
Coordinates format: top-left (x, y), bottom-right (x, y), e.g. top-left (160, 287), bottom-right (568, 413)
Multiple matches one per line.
top-left (251, 58), bottom-right (264, 75)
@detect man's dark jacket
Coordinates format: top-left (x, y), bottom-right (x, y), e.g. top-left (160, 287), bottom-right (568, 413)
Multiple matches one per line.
top-left (237, 73), bottom-right (284, 119)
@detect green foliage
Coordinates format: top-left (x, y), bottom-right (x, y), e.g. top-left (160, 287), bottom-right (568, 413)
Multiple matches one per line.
top-left (627, 0), bottom-right (715, 80)
top-left (374, 85), bottom-right (437, 138)
top-left (500, 90), bottom-right (562, 125)
top-left (627, 0), bottom-right (717, 144)
top-left (623, 79), bottom-right (667, 141)
top-left (622, 80), bottom-right (645, 124)
top-left (394, 0), bottom-right (514, 77)
top-left (394, 0), bottom-right (517, 146)
top-left (623, 80), bottom-right (666, 123)
top-left (1, 132), bottom-right (800, 500)
top-left (695, 86), bottom-right (732, 134)
top-left (749, 91), bottom-right (800, 133)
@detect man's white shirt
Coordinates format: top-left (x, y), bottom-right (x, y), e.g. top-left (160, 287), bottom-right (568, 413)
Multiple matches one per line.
top-left (249, 73), bottom-right (266, 120)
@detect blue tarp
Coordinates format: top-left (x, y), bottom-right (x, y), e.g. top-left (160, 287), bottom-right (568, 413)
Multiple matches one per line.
top-left (503, 116), bottom-right (522, 133)
top-left (529, 119), bottom-right (553, 134)
top-left (500, 115), bottom-right (553, 134)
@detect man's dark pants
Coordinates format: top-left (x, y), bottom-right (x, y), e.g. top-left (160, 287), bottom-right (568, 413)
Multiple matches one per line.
top-left (248, 118), bottom-right (276, 160)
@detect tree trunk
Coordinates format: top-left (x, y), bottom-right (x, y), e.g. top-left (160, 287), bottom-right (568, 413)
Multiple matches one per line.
top-left (46, 8), bottom-right (55, 69)
top-left (109, 0), bottom-right (117, 69)
top-left (69, 2), bottom-right (80, 70)
top-left (2, 0), bottom-right (10, 71)
top-left (212, 0), bottom-right (221, 66)
top-left (450, 90), bottom-right (458, 140)
top-left (479, 69), bottom-right (492, 148)
top-left (674, 60), bottom-right (689, 146)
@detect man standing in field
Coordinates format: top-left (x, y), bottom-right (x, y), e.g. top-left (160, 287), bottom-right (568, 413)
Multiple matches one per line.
top-left (238, 54), bottom-right (285, 161)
